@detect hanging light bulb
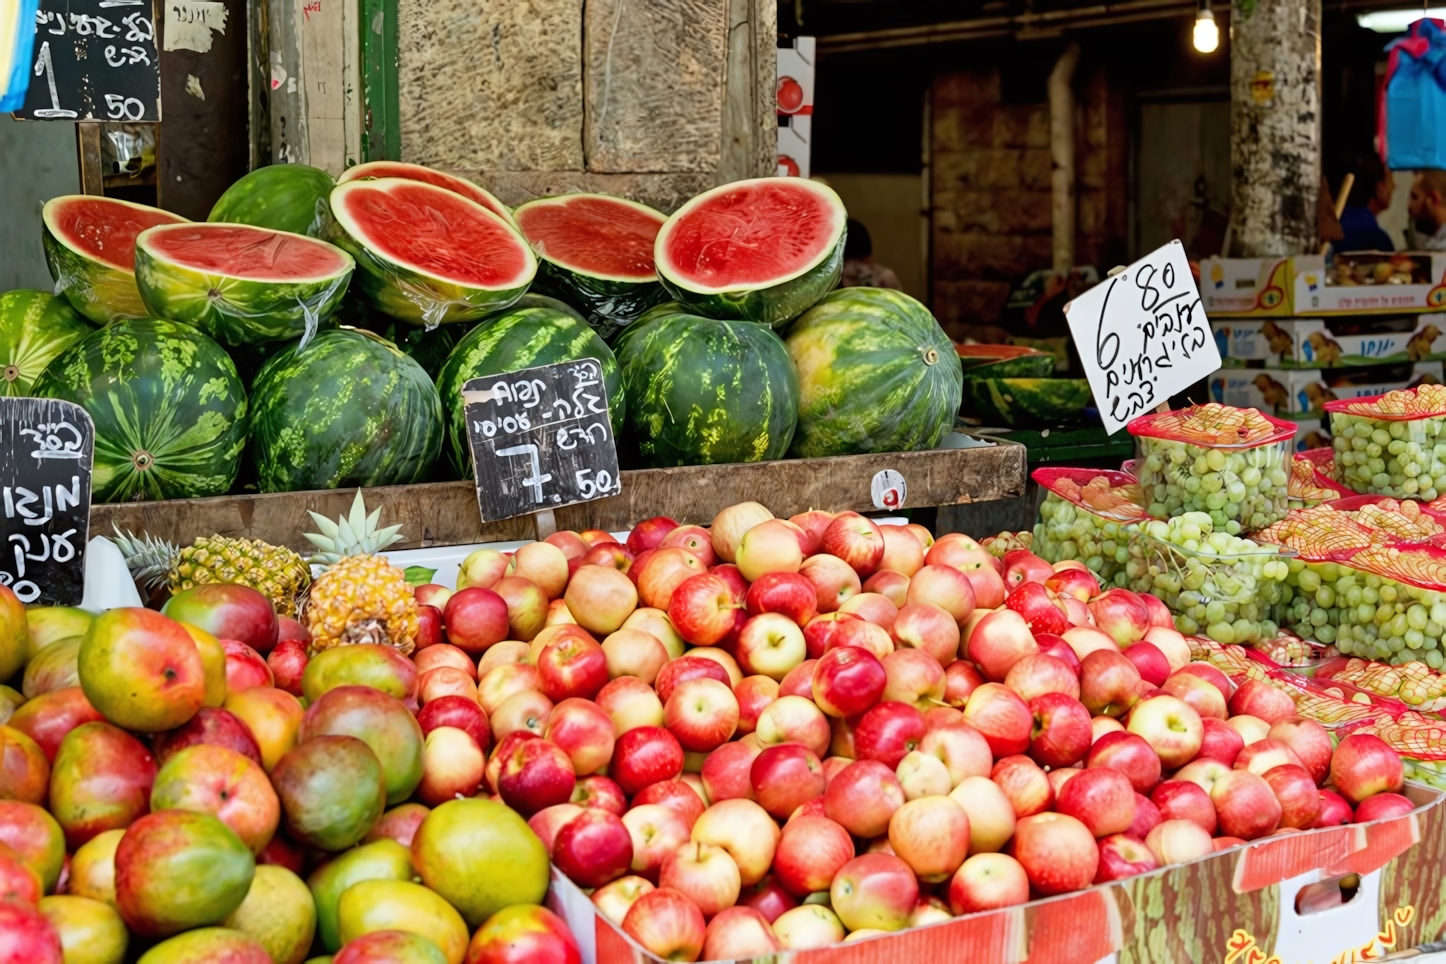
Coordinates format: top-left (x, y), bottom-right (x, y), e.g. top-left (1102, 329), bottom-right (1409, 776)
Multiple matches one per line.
top-left (1193, 1), bottom-right (1220, 52)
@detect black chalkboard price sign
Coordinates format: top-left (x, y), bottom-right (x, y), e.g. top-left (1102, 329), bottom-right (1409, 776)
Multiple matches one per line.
top-left (463, 359), bottom-right (622, 525)
top-left (12, 0), bottom-right (160, 121)
top-left (0, 398), bottom-right (94, 606)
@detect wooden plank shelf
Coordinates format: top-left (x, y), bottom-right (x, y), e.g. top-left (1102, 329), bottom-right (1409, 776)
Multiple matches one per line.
top-left (92, 442), bottom-right (1027, 552)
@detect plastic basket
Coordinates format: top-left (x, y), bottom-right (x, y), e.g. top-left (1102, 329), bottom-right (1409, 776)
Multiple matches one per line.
top-left (1031, 468), bottom-right (1148, 587)
top-left (1129, 404), bottom-right (1296, 531)
top-left (1327, 384), bottom-right (1446, 498)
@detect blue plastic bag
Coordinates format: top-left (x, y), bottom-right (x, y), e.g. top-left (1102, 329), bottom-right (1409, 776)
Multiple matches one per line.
top-left (1383, 19), bottom-right (1446, 170)
top-left (0, 0), bottom-right (39, 112)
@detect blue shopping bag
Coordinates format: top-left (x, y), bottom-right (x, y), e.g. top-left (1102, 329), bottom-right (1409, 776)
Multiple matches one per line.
top-left (1383, 19), bottom-right (1446, 170)
top-left (0, 0), bottom-right (39, 112)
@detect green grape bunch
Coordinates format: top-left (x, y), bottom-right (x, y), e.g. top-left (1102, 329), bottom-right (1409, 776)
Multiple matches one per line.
top-left (1137, 437), bottom-right (1291, 533)
top-left (1332, 413), bottom-right (1446, 499)
top-left (1033, 493), bottom-right (1135, 587)
top-left (1282, 557), bottom-right (1446, 669)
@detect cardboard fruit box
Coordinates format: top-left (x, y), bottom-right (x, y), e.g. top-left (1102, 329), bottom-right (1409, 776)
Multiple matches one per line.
top-left (1207, 362), bottom-right (1445, 416)
top-left (1200, 257), bottom-right (1294, 317)
top-left (1293, 253), bottom-right (1446, 316)
top-left (545, 782), bottom-right (1443, 964)
top-left (1212, 316), bottom-right (1446, 369)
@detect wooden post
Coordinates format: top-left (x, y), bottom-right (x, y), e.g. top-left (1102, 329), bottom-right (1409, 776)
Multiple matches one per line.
top-left (1049, 43), bottom-right (1080, 274)
top-left (75, 123), bottom-right (105, 195)
top-left (1228, 0), bottom-right (1321, 256)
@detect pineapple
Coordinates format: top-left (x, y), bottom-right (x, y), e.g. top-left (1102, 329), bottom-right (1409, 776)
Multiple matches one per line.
top-left (302, 490), bottom-right (418, 656)
top-left (114, 527), bottom-right (311, 617)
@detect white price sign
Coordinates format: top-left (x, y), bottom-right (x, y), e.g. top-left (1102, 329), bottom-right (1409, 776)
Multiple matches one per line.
top-left (1063, 239), bottom-right (1219, 434)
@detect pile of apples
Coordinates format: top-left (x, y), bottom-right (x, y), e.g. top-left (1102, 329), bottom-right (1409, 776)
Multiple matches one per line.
top-left (418, 503), bottom-right (1413, 961)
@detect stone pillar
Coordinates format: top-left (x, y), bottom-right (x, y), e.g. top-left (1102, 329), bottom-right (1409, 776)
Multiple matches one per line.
top-left (1228, 0), bottom-right (1322, 256)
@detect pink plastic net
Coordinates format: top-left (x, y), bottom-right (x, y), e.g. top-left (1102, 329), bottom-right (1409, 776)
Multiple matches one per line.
top-left (1031, 467), bottom-right (1150, 523)
top-left (1127, 403), bottom-right (1297, 448)
top-left (1323, 382), bottom-right (1446, 421)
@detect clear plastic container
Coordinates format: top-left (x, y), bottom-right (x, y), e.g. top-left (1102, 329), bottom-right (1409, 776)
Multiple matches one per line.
top-left (1327, 384), bottom-right (1446, 498)
top-left (1129, 404), bottom-right (1296, 533)
top-left (1289, 451), bottom-right (1352, 509)
top-left (1031, 468), bottom-right (1148, 588)
top-left (1125, 515), bottom-right (1294, 645)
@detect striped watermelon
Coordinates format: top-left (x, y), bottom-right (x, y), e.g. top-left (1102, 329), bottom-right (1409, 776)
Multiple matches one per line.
top-left (249, 328), bottom-right (443, 491)
top-left (436, 306), bottom-right (624, 476)
top-left (32, 319), bottom-right (248, 502)
top-left (784, 287), bottom-right (962, 457)
top-left (330, 178), bottom-right (536, 327)
top-left (616, 306), bottom-right (798, 466)
top-left (961, 378), bottom-right (1094, 428)
top-left (336, 161), bottom-right (517, 228)
top-left (654, 178), bottom-right (846, 328)
top-left (42, 196), bottom-right (189, 324)
top-left (207, 164), bottom-right (336, 237)
top-left (0, 291), bottom-right (95, 397)
top-left (134, 223), bottom-right (354, 347)
top-left (513, 194), bottom-right (667, 338)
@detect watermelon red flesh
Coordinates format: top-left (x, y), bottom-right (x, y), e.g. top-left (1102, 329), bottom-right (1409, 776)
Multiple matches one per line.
top-left (42, 196), bottom-right (190, 324)
top-left (337, 161), bottom-right (515, 226)
top-left (515, 195), bottom-right (664, 282)
top-left (142, 225), bottom-right (351, 280)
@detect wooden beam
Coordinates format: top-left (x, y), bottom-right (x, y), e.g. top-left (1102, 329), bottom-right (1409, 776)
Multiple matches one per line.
top-left (75, 123), bottom-right (105, 196)
top-left (94, 443), bottom-right (1027, 552)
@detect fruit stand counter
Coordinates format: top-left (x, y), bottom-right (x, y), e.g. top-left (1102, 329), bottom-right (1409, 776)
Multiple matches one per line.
top-left (90, 443), bottom-right (1027, 551)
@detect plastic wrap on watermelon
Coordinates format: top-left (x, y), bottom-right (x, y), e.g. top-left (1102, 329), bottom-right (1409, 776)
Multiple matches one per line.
top-left (1326, 384), bottom-right (1446, 498)
top-left (1031, 467), bottom-right (1148, 586)
top-left (1128, 404), bottom-right (1296, 533)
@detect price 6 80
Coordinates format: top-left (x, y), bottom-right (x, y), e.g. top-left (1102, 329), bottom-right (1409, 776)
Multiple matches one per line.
top-left (473, 413), bottom-right (532, 437)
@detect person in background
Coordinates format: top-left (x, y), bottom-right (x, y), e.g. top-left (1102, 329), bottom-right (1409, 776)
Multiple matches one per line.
top-left (1336, 152), bottom-right (1394, 252)
top-left (1408, 169), bottom-right (1446, 250)
top-left (841, 219), bottom-right (901, 290)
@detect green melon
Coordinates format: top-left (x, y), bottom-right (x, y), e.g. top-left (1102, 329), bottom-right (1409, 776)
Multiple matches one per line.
top-left (436, 307), bottom-right (624, 476)
top-left (32, 319), bottom-right (248, 501)
top-left (329, 179), bottom-right (536, 326)
top-left (616, 307), bottom-right (798, 466)
top-left (960, 378), bottom-right (1095, 428)
top-left (654, 178), bottom-right (846, 328)
top-left (134, 223), bottom-right (354, 348)
top-left (250, 328), bottom-right (443, 492)
top-left (42, 196), bottom-right (190, 324)
top-left (784, 287), bottom-right (962, 457)
top-left (0, 291), bottom-right (95, 397)
top-left (208, 164), bottom-right (336, 238)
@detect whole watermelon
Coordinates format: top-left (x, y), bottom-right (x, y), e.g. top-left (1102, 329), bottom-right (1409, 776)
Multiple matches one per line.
top-left (0, 290), bottom-right (95, 397)
top-left (616, 306), bottom-right (798, 467)
top-left (783, 287), bottom-right (962, 457)
top-left (437, 306), bottom-right (624, 476)
top-left (33, 319), bottom-right (248, 501)
top-left (250, 328), bottom-right (443, 492)
top-left (208, 164), bottom-right (335, 238)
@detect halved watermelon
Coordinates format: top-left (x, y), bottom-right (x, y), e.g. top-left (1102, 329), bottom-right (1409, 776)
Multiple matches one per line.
top-left (134, 224), bottom-right (354, 347)
top-left (514, 193), bottom-right (668, 337)
top-left (956, 344), bottom-right (1056, 379)
top-left (337, 161), bottom-right (517, 228)
top-left (42, 196), bottom-right (190, 324)
top-left (329, 178), bottom-right (537, 327)
top-left (960, 378), bottom-right (1094, 428)
top-left (654, 178), bottom-right (847, 328)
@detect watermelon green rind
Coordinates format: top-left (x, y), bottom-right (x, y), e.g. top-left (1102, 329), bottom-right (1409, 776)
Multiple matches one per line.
top-left (616, 308), bottom-right (799, 467)
top-left (32, 319), bottom-right (248, 501)
top-left (134, 224), bottom-right (354, 348)
top-left (337, 161), bottom-right (518, 228)
top-left (329, 179), bottom-right (537, 327)
top-left (207, 164), bottom-right (336, 238)
top-left (437, 307), bottom-right (625, 476)
top-left (961, 354), bottom-right (1056, 379)
top-left (42, 196), bottom-right (190, 324)
top-left (654, 178), bottom-right (847, 329)
top-left (250, 328), bottom-right (443, 492)
top-left (960, 378), bottom-right (1094, 428)
top-left (783, 287), bottom-right (962, 457)
top-left (0, 291), bottom-right (96, 397)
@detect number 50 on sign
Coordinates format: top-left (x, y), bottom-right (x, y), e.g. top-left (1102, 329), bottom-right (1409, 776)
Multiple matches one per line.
top-left (1063, 240), bottom-right (1220, 434)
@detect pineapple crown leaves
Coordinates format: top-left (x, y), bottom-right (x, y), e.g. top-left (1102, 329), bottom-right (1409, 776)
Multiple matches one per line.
top-left (303, 489), bottom-right (405, 565)
top-left (111, 525), bottom-right (178, 588)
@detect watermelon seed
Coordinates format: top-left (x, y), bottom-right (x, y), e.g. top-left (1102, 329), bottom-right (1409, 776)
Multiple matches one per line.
top-left (133, 450), bottom-right (154, 471)
top-left (2, 365), bottom-right (17, 383)
top-left (923, 348), bottom-right (939, 365)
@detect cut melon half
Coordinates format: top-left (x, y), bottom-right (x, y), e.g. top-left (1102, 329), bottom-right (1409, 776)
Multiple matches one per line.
top-left (134, 223), bottom-right (355, 347)
top-left (330, 178), bottom-right (537, 327)
top-left (42, 195), bottom-right (189, 324)
top-left (514, 193), bottom-right (668, 335)
top-left (337, 161), bottom-right (517, 228)
top-left (654, 177), bottom-right (848, 328)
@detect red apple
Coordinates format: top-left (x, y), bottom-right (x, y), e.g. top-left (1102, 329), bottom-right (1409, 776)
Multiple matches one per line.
top-left (1079, 649), bottom-right (1143, 718)
top-left (600, 629), bottom-right (669, 684)
top-left (634, 780), bottom-right (707, 829)
top-left (754, 696), bottom-right (830, 758)
top-left (1056, 766), bottom-right (1136, 837)
top-left (659, 841), bottom-right (740, 919)
top-left (1062, 626), bottom-right (1119, 663)
top-left (1003, 549), bottom-right (1054, 589)
top-left (990, 754), bottom-right (1053, 818)
top-left (949, 852), bottom-right (1029, 914)
top-left (1227, 679), bottom-right (1296, 724)
top-left (801, 612), bottom-right (858, 660)
top-left (659, 524), bottom-right (718, 568)
top-left (664, 679), bottom-right (739, 753)
top-left (489, 689), bottom-right (553, 742)
top-left (1142, 626), bottom-right (1190, 673)
top-left (710, 503), bottom-right (773, 562)
top-left (773, 815), bottom-right (854, 897)
top-left (1354, 792), bottom-right (1415, 823)
top-left (735, 614), bottom-right (807, 681)
top-left (1094, 832), bottom-right (1159, 883)
top-left (622, 886), bottom-right (706, 962)
top-left (1126, 694), bottom-right (1203, 769)
top-left (1087, 731), bottom-right (1162, 793)
top-left (962, 683), bottom-right (1032, 758)
top-left (444, 588), bottom-right (511, 655)
top-left (654, 657), bottom-right (731, 705)
top-left (822, 514), bottom-right (886, 578)
top-left (1092, 716), bottom-right (1125, 743)
top-left (1262, 763), bottom-right (1321, 829)
top-left (880, 648), bottom-right (945, 711)
top-left (1226, 715), bottom-right (1270, 746)
top-left (572, 775), bottom-right (627, 815)
top-left (888, 795), bottom-right (969, 883)
top-left (890, 602), bottom-right (960, 667)
top-left (740, 876), bottom-right (799, 924)
top-left (749, 744), bottom-right (826, 820)
top-left (596, 676), bottom-right (664, 735)
top-left (700, 739), bottom-right (761, 803)
top-left (787, 511), bottom-right (835, 557)
top-left (895, 750), bottom-right (951, 799)
top-left (1234, 738), bottom-right (1303, 776)
top-left (582, 542), bottom-right (635, 573)
top-left (829, 617), bottom-right (894, 661)
top-left (1046, 566), bottom-right (1101, 602)
top-left (529, 803), bottom-right (584, 851)
top-left (906, 566), bottom-right (977, 623)
top-left (745, 573), bottom-right (817, 626)
top-left (220, 639), bottom-right (272, 694)
top-left (1314, 789), bottom-right (1354, 828)
top-left (1027, 692), bottom-right (1093, 769)
top-left (1088, 589), bottom-right (1150, 645)
top-left (811, 646), bottom-right (886, 718)
top-left (538, 636), bottom-right (609, 702)
top-left (1127, 792), bottom-right (1162, 840)
top-left (828, 853), bottom-right (919, 933)
top-left (965, 610), bottom-right (1039, 682)
top-left (1035, 633), bottom-right (1081, 673)
top-left (1209, 769), bottom-right (1282, 839)
top-left (1151, 780), bottom-right (1217, 834)
top-left (497, 737), bottom-right (576, 815)
top-left (877, 525), bottom-right (925, 577)
top-left (1047, 767), bottom-right (1082, 797)
top-left (415, 643), bottom-right (477, 681)
top-left (1007, 654), bottom-right (1080, 703)
top-left (1162, 670), bottom-right (1229, 721)
top-left (733, 676), bottom-right (778, 735)
top-left (853, 702), bottom-right (927, 767)
top-left (1121, 642), bottom-right (1170, 687)
top-left (1268, 717), bottom-right (1333, 785)
top-left (636, 548), bottom-right (707, 611)
top-left (1004, 582), bottom-right (1068, 637)
top-left (1330, 733), bottom-right (1404, 804)
top-left (1010, 812), bottom-right (1098, 895)
top-left (1196, 717), bottom-right (1245, 767)
top-left (1144, 818), bottom-right (1214, 866)
top-left (1175, 757), bottom-right (1232, 795)
top-left (943, 660), bottom-right (985, 707)
top-left (593, 876), bottom-right (654, 926)
top-left (919, 722), bottom-right (993, 786)
top-left (948, 776), bottom-right (1016, 854)
top-left (736, 521), bottom-right (805, 583)
top-left (691, 798), bottom-right (781, 886)
top-left (838, 591), bottom-right (899, 632)
top-left (612, 726), bottom-right (685, 796)
top-left (669, 574), bottom-right (741, 647)
top-left (799, 555), bottom-right (862, 614)
top-left (541, 697), bottom-right (614, 776)
top-left (824, 760), bottom-right (905, 838)
top-left (628, 516), bottom-right (680, 554)
top-left (418, 695), bottom-right (490, 750)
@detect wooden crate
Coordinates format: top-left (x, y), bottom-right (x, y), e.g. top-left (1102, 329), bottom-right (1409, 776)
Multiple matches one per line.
top-left (93, 443), bottom-right (1026, 552)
